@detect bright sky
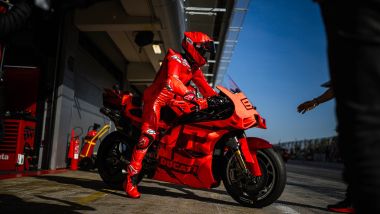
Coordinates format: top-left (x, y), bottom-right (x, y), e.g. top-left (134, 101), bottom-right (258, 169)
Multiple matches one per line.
top-left (226, 0), bottom-right (337, 143)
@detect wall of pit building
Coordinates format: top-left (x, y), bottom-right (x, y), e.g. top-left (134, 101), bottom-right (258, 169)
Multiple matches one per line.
top-left (48, 16), bottom-right (119, 170)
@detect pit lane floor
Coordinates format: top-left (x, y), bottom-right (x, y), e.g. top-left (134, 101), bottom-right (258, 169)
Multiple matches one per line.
top-left (0, 162), bottom-right (346, 214)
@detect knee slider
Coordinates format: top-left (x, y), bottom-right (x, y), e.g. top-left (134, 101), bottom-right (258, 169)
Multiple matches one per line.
top-left (137, 136), bottom-right (150, 149)
top-left (137, 129), bottom-right (156, 149)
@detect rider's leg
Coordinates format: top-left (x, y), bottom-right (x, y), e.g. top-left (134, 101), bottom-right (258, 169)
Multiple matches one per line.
top-left (124, 100), bottom-right (160, 198)
top-left (124, 126), bottom-right (156, 198)
top-left (124, 89), bottom-right (171, 198)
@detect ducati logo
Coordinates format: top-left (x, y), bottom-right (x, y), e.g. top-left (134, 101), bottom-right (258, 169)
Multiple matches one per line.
top-left (159, 157), bottom-right (198, 174)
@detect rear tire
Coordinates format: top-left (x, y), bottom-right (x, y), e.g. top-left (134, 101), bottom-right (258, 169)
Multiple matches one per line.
top-left (97, 132), bottom-right (135, 189)
top-left (222, 148), bottom-right (286, 208)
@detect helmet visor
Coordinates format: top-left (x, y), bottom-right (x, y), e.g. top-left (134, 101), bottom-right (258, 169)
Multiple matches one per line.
top-left (194, 41), bottom-right (216, 58)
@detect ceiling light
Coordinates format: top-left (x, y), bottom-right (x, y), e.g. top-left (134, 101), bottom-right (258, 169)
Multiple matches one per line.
top-left (152, 44), bottom-right (162, 54)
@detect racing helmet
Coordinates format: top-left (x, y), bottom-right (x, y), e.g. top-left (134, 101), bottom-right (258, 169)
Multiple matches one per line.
top-left (181, 32), bottom-right (215, 67)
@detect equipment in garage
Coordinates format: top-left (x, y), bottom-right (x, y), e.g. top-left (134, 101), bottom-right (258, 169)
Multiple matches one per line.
top-left (0, 66), bottom-right (39, 171)
top-left (68, 128), bottom-right (80, 170)
top-left (79, 123), bottom-right (110, 170)
top-left (0, 119), bottom-right (36, 171)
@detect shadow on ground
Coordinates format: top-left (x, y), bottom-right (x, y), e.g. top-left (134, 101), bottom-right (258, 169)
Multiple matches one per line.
top-left (0, 194), bottom-right (95, 214)
top-left (36, 175), bottom-right (241, 207)
top-left (286, 181), bottom-right (345, 199)
top-left (142, 179), bottom-right (228, 195)
top-left (139, 185), bottom-right (240, 207)
top-left (36, 175), bottom-right (126, 197)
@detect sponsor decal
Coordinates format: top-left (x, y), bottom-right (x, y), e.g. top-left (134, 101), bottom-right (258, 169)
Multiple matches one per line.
top-left (171, 55), bottom-right (182, 64)
top-left (0, 153), bottom-right (9, 161)
top-left (170, 55), bottom-right (190, 68)
top-left (186, 37), bottom-right (193, 44)
top-left (182, 59), bottom-right (190, 68)
top-left (159, 157), bottom-right (198, 174)
top-left (146, 129), bottom-right (156, 135)
top-left (17, 154), bottom-right (24, 165)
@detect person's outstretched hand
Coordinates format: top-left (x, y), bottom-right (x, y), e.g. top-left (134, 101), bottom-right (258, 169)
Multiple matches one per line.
top-left (297, 100), bottom-right (318, 114)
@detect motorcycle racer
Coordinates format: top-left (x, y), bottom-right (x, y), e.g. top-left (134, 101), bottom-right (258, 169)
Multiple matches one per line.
top-left (124, 32), bottom-right (218, 198)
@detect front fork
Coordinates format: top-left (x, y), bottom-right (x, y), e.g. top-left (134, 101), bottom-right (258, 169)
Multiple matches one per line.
top-left (227, 135), bottom-right (262, 178)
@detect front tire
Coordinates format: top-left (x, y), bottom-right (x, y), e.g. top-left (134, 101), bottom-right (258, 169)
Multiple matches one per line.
top-left (97, 132), bottom-right (134, 189)
top-left (222, 148), bottom-right (286, 208)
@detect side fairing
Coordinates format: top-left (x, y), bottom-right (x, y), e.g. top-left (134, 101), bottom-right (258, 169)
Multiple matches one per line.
top-left (153, 125), bottom-right (228, 188)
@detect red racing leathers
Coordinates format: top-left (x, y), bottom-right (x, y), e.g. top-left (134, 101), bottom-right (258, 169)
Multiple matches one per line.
top-left (125, 48), bottom-right (217, 198)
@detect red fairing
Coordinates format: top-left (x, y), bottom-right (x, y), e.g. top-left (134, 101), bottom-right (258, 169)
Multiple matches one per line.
top-left (246, 137), bottom-right (273, 150)
top-left (256, 115), bottom-right (267, 129)
top-left (153, 125), bottom-right (228, 188)
top-left (242, 137), bottom-right (273, 177)
top-left (182, 32), bottom-right (213, 68)
top-left (239, 137), bottom-right (262, 177)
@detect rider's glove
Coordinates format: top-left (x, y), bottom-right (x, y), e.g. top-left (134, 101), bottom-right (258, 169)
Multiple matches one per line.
top-left (183, 91), bottom-right (196, 102)
top-left (183, 91), bottom-right (208, 111)
top-left (195, 98), bottom-right (208, 110)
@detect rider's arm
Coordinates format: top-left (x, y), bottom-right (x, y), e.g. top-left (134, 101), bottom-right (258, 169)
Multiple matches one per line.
top-left (192, 68), bottom-right (217, 98)
top-left (166, 54), bottom-right (189, 96)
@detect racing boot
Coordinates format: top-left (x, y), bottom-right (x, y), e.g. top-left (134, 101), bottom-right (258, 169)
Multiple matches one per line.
top-left (124, 166), bottom-right (141, 199)
top-left (124, 142), bottom-right (149, 198)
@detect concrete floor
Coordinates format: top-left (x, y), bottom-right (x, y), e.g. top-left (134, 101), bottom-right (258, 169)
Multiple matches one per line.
top-left (0, 162), bottom-right (346, 214)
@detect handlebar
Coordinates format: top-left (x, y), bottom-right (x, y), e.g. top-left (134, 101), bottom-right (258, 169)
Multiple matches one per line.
top-left (170, 99), bottom-right (197, 114)
top-left (170, 95), bottom-right (231, 114)
top-left (206, 95), bottom-right (231, 109)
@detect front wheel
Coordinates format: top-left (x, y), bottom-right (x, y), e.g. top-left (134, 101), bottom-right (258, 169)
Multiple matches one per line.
top-left (97, 132), bottom-right (134, 189)
top-left (222, 148), bottom-right (286, 208)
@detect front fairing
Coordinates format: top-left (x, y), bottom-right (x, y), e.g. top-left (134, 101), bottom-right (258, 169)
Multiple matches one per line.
top-left (218, 76), bottom-right (266, 129)
top-left (217, 86), bottom-right (262, 130)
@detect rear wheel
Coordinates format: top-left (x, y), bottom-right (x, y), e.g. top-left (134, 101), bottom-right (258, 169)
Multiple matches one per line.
top-left (97, 132), bottom-right (135, 189)
top-left (222, 148), bottom-right (286, 208)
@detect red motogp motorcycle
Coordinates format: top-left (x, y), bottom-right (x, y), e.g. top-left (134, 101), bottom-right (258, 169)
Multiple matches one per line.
top-left (97, 78), bottom-right (286, 208)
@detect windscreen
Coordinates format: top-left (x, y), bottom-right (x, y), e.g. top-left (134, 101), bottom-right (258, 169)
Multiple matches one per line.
top-left (221, 75), bottom-right (241, 93)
